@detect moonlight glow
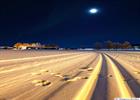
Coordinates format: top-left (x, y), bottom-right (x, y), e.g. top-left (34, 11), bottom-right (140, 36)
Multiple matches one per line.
top-left (89, 8), bottom-right (98, 14)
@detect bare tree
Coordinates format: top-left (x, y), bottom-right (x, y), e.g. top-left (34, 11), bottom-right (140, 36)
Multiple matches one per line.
top-left (95, 42), bottom-right (102, 50)
top-left (112, 42), bottom-right (122, 50)
top-left (105, 40), bottom-right (114, 49)
top-left (122, 41), bottom-right (132, 49)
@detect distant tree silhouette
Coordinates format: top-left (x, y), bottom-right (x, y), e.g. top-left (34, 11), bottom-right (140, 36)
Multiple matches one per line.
top-left (112, 42), bottom-right (122, 49)
top-left (122, 41), bottom-right (132, 49)
top-left (105, 40), bottom-right (114, 49)
top-left (95, 42), bottom-right (102, 50)
top-left (94, 41), bottom-right (132, 50)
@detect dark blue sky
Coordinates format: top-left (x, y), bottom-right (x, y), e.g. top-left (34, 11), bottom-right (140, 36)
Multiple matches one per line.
top-left (0, 0), bottom-right (140, 47)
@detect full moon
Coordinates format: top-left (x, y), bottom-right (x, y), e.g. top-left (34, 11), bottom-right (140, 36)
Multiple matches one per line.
top-left (89, 8), bottom-right (98, 14)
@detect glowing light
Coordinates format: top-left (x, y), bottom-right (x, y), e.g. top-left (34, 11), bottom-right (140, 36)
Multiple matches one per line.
top-left (89, 8), bottom-right (98, 14)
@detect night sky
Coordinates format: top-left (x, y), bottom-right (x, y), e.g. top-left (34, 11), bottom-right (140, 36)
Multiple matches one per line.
top-left (0, 0), bottom-right (140, 48)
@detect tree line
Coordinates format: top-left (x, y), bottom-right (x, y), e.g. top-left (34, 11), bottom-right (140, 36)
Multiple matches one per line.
top-left (95, 40), bottom-right (132, 50)
top-left (13, 42), bottom-right (59, 49)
